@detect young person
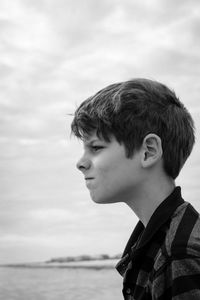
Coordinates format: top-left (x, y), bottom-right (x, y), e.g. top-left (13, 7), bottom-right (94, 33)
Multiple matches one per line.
top-left (71, 78), bottom-right (200, 299)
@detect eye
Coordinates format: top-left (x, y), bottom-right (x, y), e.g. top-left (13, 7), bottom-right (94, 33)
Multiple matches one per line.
top-left (91, 145), bottom-right (104, 152)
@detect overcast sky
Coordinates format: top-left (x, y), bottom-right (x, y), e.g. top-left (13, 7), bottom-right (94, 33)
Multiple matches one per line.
top-left (0, 0), bottom-right (200, 263)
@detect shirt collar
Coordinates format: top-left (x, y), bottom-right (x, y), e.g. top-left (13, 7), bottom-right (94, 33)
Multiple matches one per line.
top-left (137, 186), bottom-right (184, 249)
top-left (116, 186), bottom-right (184, 275)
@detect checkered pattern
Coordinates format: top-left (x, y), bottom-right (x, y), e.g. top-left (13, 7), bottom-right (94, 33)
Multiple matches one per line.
top-left (116, 187), bottom-right (200, 299)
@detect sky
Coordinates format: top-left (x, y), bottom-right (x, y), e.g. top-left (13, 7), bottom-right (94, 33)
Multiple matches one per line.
top-left (0, 0), bottom-right (200, 264)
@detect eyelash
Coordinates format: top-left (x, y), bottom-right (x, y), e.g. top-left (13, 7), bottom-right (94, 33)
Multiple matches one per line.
top-left (91, 146), bottom-right (104, 152)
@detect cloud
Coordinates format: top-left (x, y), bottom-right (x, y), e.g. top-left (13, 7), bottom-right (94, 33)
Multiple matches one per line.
top-left (30, 208), bottom-right (79, 222)
top-left (0, 0), bottom-right (200, 263)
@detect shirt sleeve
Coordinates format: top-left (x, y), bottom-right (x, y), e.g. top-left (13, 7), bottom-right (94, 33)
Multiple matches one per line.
top-left (152, 254), bottom-right (200, 300)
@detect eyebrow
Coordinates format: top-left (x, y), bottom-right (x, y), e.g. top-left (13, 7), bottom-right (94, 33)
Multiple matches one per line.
top-left (83, 138), bottom-right (104, 147)
top-left (84, 138), bottom-right (99, 145)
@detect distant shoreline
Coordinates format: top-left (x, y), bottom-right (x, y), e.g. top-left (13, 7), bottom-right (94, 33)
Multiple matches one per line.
top-left (0, 259), bottom-right (119, 270)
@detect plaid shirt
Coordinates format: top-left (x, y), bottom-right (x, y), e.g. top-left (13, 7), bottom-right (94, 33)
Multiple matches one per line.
top-left (116, 187), bottom-right (200, 299)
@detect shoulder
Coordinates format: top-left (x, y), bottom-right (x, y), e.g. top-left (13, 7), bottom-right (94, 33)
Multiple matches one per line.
top-left (153, 202), bottom-right (200, 272)
top-left (154, 202), bottom-right (200, 273)
top-left (151, 203), bottom-right (200, 299)
top-left (165, 201), bottom-right (200, 258)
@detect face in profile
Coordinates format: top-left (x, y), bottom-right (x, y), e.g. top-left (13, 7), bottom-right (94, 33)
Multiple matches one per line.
top-left (76, 132), bottom-right (144, 204)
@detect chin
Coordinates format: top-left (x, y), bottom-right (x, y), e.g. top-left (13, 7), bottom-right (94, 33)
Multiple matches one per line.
top-left (91, 196), bottom-right (107, 204)
top-left (90, 193), bottom-right (118, 204)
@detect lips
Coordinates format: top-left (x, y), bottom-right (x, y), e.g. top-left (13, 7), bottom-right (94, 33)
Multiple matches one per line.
top-left (85, 177), bottom-right (94, 188)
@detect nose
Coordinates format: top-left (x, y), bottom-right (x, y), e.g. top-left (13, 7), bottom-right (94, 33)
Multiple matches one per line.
top-left (76, 154), bottom-right (91, 173)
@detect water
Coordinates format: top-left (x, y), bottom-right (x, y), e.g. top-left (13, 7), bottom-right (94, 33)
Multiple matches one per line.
top-left (0, 267), bottom-right (122, 300)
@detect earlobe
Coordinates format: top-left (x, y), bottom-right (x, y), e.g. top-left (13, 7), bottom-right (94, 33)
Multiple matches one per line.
top-left (141, 134), bottom-right (163, 168)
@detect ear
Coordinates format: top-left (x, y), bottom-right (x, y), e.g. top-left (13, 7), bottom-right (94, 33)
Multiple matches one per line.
top-left (141, 133), bottom-right (163, 168)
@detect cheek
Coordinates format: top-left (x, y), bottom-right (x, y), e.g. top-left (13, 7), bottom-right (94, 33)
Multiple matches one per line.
top-left (94, 155), bottom-right (114, 173)
top-left (94, 153), bottom-right (130, 182)
top-left (98, 164), bottom-right (124, 188)
top-left (97, 162), bottom-right (119, 179)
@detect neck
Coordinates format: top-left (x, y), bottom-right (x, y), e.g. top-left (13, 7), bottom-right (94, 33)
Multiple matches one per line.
top-left (125, 176), bottom-right (175, 227)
